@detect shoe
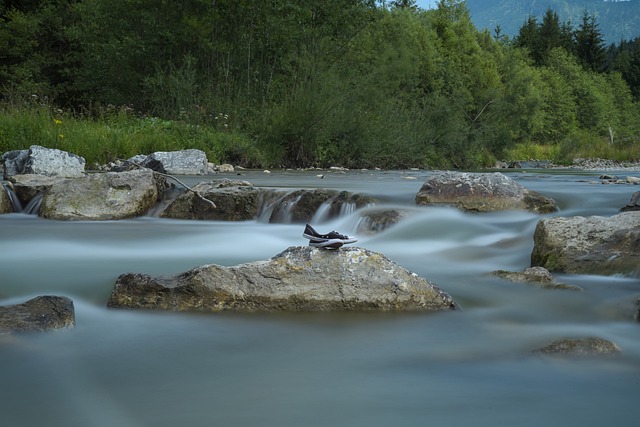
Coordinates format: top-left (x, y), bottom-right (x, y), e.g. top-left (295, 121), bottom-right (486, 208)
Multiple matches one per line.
top-left (308, 238), bottom-right (344, 249)
top-left (303, 224), bottom-right (357, 244)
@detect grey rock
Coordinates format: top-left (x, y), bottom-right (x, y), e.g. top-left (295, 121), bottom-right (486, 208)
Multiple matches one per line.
top-left (0, 184), bottom-right (14, 213)
top-left (533, 337), bottom-right (621, 357)
top-left (107, 246), bottom-right (457, 313)
top-left (139, 149), bottom-right (207, 175)
top-left (0, 296), bottom-right (75, 333)
top-left (160, 179), bottom-right (259, 221)
top-left (3, 145), bottom-right (85, 178)
top-left (620, 191), bottom-right (640, 212)
top-left (415, 171), bottom-right (557, 213)
top-left (531, 211), bottom-right (640, 275)
top-left (39, 169), bottom-right (162, 220)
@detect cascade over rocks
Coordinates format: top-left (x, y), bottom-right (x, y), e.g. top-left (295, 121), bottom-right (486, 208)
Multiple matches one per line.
top-left (2, 145), bottom-right (85, 178)
top-left (531, 211), bottom-right (640, 275)
top-left (39, 169), bottom-right (164, 220)
top-left (6, 174), bottom-right (68, 208)
top-left (267, 189), bottom-right (375, 223)
top-left (0, 296), bottom-right (75, 333)
top-left (415, 171), bottom-right (557, 213)
top-left (107, 246), bottom-right (457, 313)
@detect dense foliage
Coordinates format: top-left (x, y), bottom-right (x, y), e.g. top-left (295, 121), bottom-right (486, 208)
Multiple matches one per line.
top-left (1, 0), bottom-right (639, 169)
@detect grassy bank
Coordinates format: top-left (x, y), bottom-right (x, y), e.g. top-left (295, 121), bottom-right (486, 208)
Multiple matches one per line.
top-left (0, 103), bottom-right (267, 168)
top-left (1, 103), bottom-right (639, 169)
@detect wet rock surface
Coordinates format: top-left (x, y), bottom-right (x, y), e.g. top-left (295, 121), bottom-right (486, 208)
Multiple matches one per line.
top-left (108, 246), bottom-right (457, 313)
top-left (415, 171), bottom-right (557, 213)
top-left (531, 211), bottom-right (640, 275)
top-left (491, 266), bottom-right (582, 291)
top-left (533, 337), bottom-right (621, 357)
top-left (0, 296), bottom-right (75, 333)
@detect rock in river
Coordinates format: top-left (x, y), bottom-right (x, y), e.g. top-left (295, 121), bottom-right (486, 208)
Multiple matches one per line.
top-left (531, 211), bottom-right (640, 275)
top-left (108, 246), bottom-right (457, 312)
top-left (415, 171), bottom-right (557, 213)
top-left (39, 169), bottom-right (163, 220)
top-left (0, 296), bottom-right (75, 333)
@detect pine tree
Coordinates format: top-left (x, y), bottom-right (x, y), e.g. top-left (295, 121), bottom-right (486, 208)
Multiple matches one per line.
top-left (574, 10), bottom-right (607, 72)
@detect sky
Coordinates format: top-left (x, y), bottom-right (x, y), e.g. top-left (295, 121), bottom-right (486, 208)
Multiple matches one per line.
top-left (416, 0), bottom-right (437, 9)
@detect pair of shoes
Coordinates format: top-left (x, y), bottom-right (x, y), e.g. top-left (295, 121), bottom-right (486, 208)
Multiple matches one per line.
top-left (303, 224), bottom-right (357, 249)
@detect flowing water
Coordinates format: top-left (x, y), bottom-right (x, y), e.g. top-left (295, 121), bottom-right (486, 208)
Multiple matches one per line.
top-left (1, 169), bottom-right (639, 427)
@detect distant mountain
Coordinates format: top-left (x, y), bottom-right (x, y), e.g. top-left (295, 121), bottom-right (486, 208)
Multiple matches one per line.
top-left (466, 0), bottom-right (640, 44)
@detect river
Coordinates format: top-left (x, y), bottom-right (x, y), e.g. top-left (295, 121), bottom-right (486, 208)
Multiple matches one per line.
top-left (1, 168), bottom-right (639, 427)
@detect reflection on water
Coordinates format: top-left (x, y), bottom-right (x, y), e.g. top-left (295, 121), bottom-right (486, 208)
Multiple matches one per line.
top-left (1, 169), bottom-right (639, 427)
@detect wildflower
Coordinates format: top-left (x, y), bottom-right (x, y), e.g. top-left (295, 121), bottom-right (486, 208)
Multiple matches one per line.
top-left (54, 119), bottom-right (63, 125)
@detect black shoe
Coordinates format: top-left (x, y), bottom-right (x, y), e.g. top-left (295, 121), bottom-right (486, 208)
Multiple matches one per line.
top-left (303, 224), bottom-right (357, 244)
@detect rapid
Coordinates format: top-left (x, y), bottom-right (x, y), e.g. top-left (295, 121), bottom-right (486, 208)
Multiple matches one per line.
top-left (1, 168), bottom-right (639, 427)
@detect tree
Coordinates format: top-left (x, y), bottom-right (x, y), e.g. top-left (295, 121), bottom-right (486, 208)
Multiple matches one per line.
top-left (574, 10), bottom-right (607, 72)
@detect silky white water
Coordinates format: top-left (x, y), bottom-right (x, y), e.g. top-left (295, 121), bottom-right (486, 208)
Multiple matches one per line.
top-left (1, 169), bottom-right (639, 427)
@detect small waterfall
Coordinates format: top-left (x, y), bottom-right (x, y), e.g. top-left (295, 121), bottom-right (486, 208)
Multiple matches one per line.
top-left (310, 201), bottom-right (333, 224)
top-left (2, 183), bottom-right (23, 212)
top-left (22, 192), bottom-right (44, 215)
top-left (2, 183), bottom-right (42, 214)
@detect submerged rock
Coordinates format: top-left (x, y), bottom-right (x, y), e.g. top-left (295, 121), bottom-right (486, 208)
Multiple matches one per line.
top-left (0, 296), bottom-right (75, 333)
top-left (39, 169), bottom-right (163, 220)
top-left (533, 337), bottom-right (621, 357)
top-left (108, 246), bottom-right (457, 313)
top-left (531, 211), bottom-right (640, 275)
top-left (415, 171), bottom-right (557, 213)
top-left (356, 208), bottom-right (409, 235)
top-left (491, 267), bottom-right (582, 291)
top-left (2, 145), bottom-right (85, 178)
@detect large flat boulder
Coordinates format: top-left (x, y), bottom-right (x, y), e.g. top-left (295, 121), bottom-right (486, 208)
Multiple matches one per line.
top-left (108, 246), bottom-right (457, 312)
top-left (415, 171), bottom-right (557, 213)
top-left (0, 296), bottom-right (75, 333)
top-left (39, 169), bottom-right (162, 220)
top-left (531, 211), bottom-right (640, 275)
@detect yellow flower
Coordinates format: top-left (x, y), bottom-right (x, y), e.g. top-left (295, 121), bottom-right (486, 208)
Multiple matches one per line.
top-left (54, 119), bottom-right (63, 125)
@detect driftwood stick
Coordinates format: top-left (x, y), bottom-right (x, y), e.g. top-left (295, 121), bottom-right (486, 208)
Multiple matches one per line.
top-left (115, 159), bottom-right (216, 209)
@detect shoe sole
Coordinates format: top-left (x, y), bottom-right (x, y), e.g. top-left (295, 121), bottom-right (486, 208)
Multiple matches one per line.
top-left (308, 239), bottom-right (344, 249)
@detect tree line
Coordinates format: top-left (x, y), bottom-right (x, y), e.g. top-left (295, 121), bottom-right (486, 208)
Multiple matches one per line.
top-left (1, 0), bottom-right (638, 169)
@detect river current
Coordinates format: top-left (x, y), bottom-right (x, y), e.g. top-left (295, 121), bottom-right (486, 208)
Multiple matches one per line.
top-left (1, 168), bottom-right (639, 427)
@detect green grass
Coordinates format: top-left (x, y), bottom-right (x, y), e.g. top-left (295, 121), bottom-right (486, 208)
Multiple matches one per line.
top-left (0, 103), bottom-right (266, 168)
